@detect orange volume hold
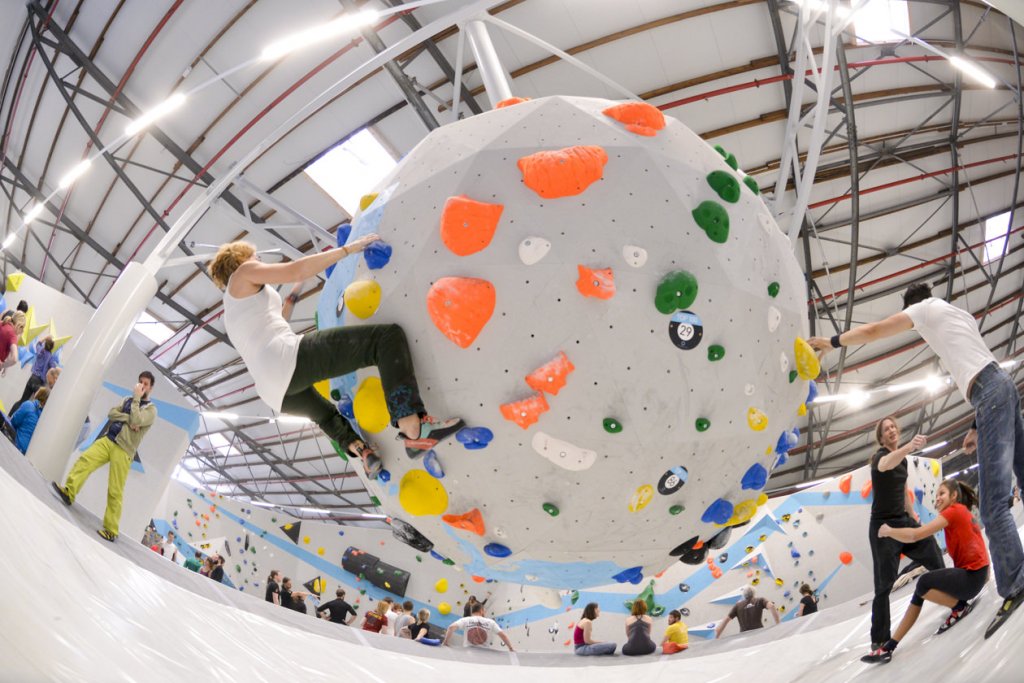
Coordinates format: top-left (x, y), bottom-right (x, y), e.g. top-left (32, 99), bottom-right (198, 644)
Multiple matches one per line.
top-left (517, 145), bottom-right (608, 199)
top-left (440, 195), bottom-right (504, 256)
top-left (525, 351), bottom-right (575, 395)
top-left (442, 508), bottom-right (486, 536)
top-left (500, 392), bottom-right (550, 429)
top-left (602, 102), bottom-right (666, 137)
top-left (576, 265), bottom-right (615, 299)
top-left (838, 473), bottom-right (853, 495)
top-left (426, 277), bottom-right (496, 348)
top-left (860, 479), bottom-right (873, 499)
top-left (496, 96), bottom-right (530, 108)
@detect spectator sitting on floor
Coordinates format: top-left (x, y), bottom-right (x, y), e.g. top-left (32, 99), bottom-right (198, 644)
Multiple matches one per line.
top-left (11, 335), bottom-right (58, 415)
top-left (443, 603), bottom-right (514, 651)
top-left (410, 608), bottom-right (432, 642)
top-left (662, 609), bottom-right (689, 654)
top-left (184, 551), bottom-right (202, 573)
top-left (715, 585), bottom-right (779, 638)
top-left (381, 597), bottom-right (400, 636)
top-left (10, 387), bottom-right (48, 454)
top-left (362, 599), bottom-right (390, 633)
top-left (395, 600), bottom-right (416, 638)
top-left (573, 602), bottom-right (616, 656)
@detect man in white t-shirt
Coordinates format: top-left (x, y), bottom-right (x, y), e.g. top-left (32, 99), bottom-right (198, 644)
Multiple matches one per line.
top-left (381, 598), bottom-right (399, 636)
top-left (809, 283), bottom-right (1024, 641)
top-left (443, 603), bottom-right (514, 651)
top-left (160, 530), bottom-right (180, 564)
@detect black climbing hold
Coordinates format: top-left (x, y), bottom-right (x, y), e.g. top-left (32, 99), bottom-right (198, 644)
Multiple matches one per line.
top-left (669, 311), bottom-right (703, 350)
top-left (707, 527), bottom-right (732, 549)
top-left (692, 201), bottom-right (729, 243)
top-left (657, 466), bottom-right (689, 495)
top-left (706, 171), bottom-right (740, 203)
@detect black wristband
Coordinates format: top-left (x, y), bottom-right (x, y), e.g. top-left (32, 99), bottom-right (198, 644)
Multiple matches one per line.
top-left (287, 294), bottom-right (299, 305)
top-left (830, 334), bottom-right (842, 348)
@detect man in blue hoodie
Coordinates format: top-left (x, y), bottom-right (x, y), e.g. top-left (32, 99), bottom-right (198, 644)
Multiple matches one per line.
top-left (10, 386), bottom-right (48, 453)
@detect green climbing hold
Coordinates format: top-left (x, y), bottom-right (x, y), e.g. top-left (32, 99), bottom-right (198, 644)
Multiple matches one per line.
top-left (570, 590), bottom-right (580, 605)
top-left (706, 171), bottom-right (740, 203)
top-left (370, 496), bottom-right (381, 506)
top-left (713, 144), bottom-right (727, 159)
top-left (707, 344), bottom-right (725, 361)
top-left (442, 558), bottom-right (455, 566)
top-left (669, 504), bottom-right (684, 515)
top-left (696, 418), bottom-right (710, 432)
top-left (789, 370), bottom-right (798, 383)
top-left (654, 270), bottom-right (699, 314)
top-left (543, 502), bottom-right (560, 517)
top-left (416, 555), bottom-right (422, 562)
top-left (768, 281), bottom-right (780, 298)
top-left (603, 417), bottom-right (623, 433)
top-left (724, 153), bottom-right (738, 170)
top-left (743, 175), bottom-right (760, 195)
top-left (692, 201), bottom-right (729, 243)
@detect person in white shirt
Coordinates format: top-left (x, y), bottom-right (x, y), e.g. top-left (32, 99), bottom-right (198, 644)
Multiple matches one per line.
top-left (809, 282), bottom-right (1024, 639)
top-left (159, 530), bottom-right (180, 564)
top-left (443, 603), bottom-right (514, 651)
top-left (382, 600), bottom-right (400, 637)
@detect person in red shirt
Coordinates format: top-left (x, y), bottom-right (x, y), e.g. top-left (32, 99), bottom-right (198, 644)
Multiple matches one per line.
top-left (0, 311), bottom-right (25, 375)
top-left (863, 479), bottom-right (990, 663)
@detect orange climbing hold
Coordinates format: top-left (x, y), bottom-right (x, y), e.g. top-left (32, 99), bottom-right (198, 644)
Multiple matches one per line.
top-left (861, 479), bottom-right (873, 499)
top-left (575, 265), bottom-right (615, 299)
top-left (440, 195), bottom-right (504, 256)
top-left (838, 473), bottom-right (852, 495)
top-left (471, 575), bottom-right (486, 583)
top-left (426, 277), bottom-right (496, 348)
top-left (602, 102), bottom-right (666, 137)
top-left (517, 145), bottom-right (608, 199)
top-left (442, 508), bottom-right (486, 536)
top-left (500, 392), bottom-right (550, 429)
top-left (496, 96), bottom-right (530, 108)
top-left (840, 551), bottom-right (854, 565)
top-left (525, 351), bottom-right (575, 395)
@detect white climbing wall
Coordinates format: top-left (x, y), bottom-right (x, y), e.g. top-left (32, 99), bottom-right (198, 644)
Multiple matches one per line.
top-left (316, 95), bottom-right (813, 589)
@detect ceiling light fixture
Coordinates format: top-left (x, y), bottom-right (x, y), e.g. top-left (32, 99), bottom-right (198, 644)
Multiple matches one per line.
top-left (274, 415), bottom-right (313, 425)
top-left (58, 159), bottom-right (93, 189)
top-left (845, 390), bottom-right (869, 408)
top-left (23, 203), bottom-right (45, 225)
top-left (948, 55), bottom-right (998, 89)
top-left (260, 10), bottom-right (380, 62)
top-left (792, 0), bottom-right (852, 19)
top-left (1, 233), bottom-right (17, 250)
top-left (200, 411), bottom-right (239, 420)
top-left (125, 93), bottom-right (187, 136)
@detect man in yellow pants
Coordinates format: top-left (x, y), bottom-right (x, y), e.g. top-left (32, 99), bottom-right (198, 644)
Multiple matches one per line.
top-left (52, 371), bottom-right (158, 542)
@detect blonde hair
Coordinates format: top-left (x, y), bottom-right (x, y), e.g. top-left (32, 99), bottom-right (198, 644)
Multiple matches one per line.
top-left (375, 599), bottom-right (390, 615)
top-left (208, 241), bottom-right (256, 289)
top-left (417, 608), bottom-right (430, 624)
top-left (10, 310), bottom-right (25, 333)
top-left (33, 387), bottom-right (50, 405)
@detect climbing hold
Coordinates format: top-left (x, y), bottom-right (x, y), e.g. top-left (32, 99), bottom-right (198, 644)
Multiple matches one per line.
top-left (438, 602), bottom-right (452, 616)
top-left (806, 380), bottom-right (819, 404)
top-left (622, 245), bottom-right (648, 268)
top-left (692, 201), bottom-right (730, 243)
top-left (839, 551), bottom-right (853, 565)
top-left (930, 460), bottom-right (940, 478)
top-left (517, 145), bottom-right (608, 199)
top-left (496, 96), bottom-right (530, 108)
top-left (669, 505), bottom-right (683, 515)
top-left (657, 466), bottom-right (689, 495)
top-left (757, 493), bottom-right (768, 506)
top-left (440, 195), bottom-right (504, 256)
top-left (794, 337), bottom-right (821, 380)
top-left (398, 470), bottom-right (449, 516)
top-left (603, 418), bottom-right (623, 433)
top-left (423, 450), bottom-right (445, 478)
top-left (525, 351), bottom-right (576, 395)
top-left (724, 499), bottom-right (758, 526)
top-left (317, 547), bottom-right (325, 556)
top-left (718, 553), bottom-right (729, 564)
top-left (741, 463), bottom-right (768, 491)
top-left (456, 427), bottom-right (494, 449)
top-left (746, 407), bottom-right (768, 432)
top-left (435, 578), bottom-right (448, 593)
top-left (484, 543), bottom-right (512, 558)
top-left (706, 171), bottom-right (741, 203)
top-left (776, 429), bottom-right (799, 455)
top-left (612, 566), bottom-right (644, 584)
top-left (628, 485), bottom-right (654, 512)
top-left (602, 101), bottom-right (666, 136)
top-left (442, 508), bottom-right (485, 536)
top-left (790, 549), bottom-right (801, 559)
top-left (570, 590), bottom-right (581, 605)
top-left (576, 265), bottom-right (616, 299)
top-left (701, 498), bottom-right (733, 525)
top-left (860, 480), bottom-right (873, 499)
top-left (337, 396), bottom-right (354, 419)
top-left (364, 240), bottom-right (393, 270)
top-left (343, 280), bottom-right (382, 319)
top-left (788, 369), bottom-right (797, 383)
top-left (359, 193), bottom-right (379, 211)
top-left (501, 393), bottom-right (550, 430)
top-left (426, 277), bottom-right (496, 348)
top-left (531, 431), bottom-right (597, 471)
top-left (654, 270), bottom-right (699, 314)
top-left (767, 281), bottom-right (780, 298)
top-left (5, 272), bottom-right (24, 292)
top-left (378, 469), bottom-right (391, 484)
top-left (695, 418), bottom-right (710, 432)
top-left (669, 311), bottom-right (703, 350)
top-left (707, 344), bottom-right (725, 361)
top-left (743, 175), bottom-right (760, 195)
top-left (542, 503), bottom-right (560, 517)
top-left (353, 377), bottom-right (390, 433)
top-left (768, 306), bottom-right (781, 333)
top-left (518, 237), bottom-right (551, 265)
top-left (712, 144), bottom-right (739, 170)
top-left (679, 583), bottom-right (690, 592)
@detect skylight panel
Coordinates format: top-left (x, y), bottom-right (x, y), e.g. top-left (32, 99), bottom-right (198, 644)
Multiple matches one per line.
top-left (854, 0), bottom-right (910, 45)
top-left (304, 128), bottom-right (397, 215)
top-left (984, 210), bottom-right (1011, 264)
top-left (133, 311), bottom-right (175, 346)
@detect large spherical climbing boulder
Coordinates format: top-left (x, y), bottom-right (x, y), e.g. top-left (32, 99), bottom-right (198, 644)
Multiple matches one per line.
top-left (317, 96), bottom-right (809, 589)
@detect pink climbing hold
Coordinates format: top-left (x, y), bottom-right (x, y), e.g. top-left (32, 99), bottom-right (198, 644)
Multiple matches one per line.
top-left (500, 393), bottom-right (550, 429)
top-left (575, 265), bottom-right (615, 299)
top-left (426, 277), bottom-right (496, 348)
top-left (525, 352), bottom-right (575, 396)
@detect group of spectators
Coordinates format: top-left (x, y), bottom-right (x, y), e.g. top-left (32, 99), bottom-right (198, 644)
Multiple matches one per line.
top-left (574, 601), bottom-right (688, 657)
top-left (150, 529), bottom-right (225, 582)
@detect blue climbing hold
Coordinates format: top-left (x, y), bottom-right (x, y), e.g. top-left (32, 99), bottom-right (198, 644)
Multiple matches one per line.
top-left (429, 550), bottom-right (446, 562)
top-left (364, 240), bottom-right (393, 270)
top-left (326, 223), bottom-right (354, 278)
top-left (612, 566), bottom-right (644, 585)
top-left (791, 549), bottom-right (801, 559)
top-left (776, 430), bottom-right (798, 455)
top-left (338, 396), bottom-right (355, 419)
top-left (914, 488), bottom-right (924, 504)
top-left (484, 543), bottom-right (512, 558)
top-left (741, 463), bottom-right (768, 491)
top-left (338, 530), bottom-right (345, 536)
top-left (456, 426), bottom-right (494, 450)
top-left (378, 469), bottom-right (391, 484)
top-left (773, 453), bottom-right (788, 470)
top-left (806, 380), bottom-right (819, 404)
top-left (423, 450), bottom-right (445, 478)
top-left (701, 498), bottom-right (734, 525)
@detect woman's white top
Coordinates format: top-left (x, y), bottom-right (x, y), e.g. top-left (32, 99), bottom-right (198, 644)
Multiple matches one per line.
top-left (223, 282), bottom-right (302, 412)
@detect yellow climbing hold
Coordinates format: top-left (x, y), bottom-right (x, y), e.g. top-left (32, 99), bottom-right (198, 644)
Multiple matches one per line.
top-left (930, 459), bottom-right (940, 478)
top-left (794, 337), bottom-right (821, 380)
top-left (344, 280), bottom-right (382, 319)
top-left (722, 498), bottom-right (759, 527)
top-left (435, 578), bottom-right (448, 593)
top-left (51, 334), bottom-right (73, 351)
top-left (5, 272), bottom-right (24, 292)
top-left (628, 484), bottom-right (654, 512)
top-left (399, 469), bottom-right (449, 516)
top-left (317, 547), bottom-right (325, 556)
top-left (438, 601), bottom-right (452, 616)
top-left (314, 380), bottom-right (331, 401)
top-left (797, 403), bottom-right (807, 417)
top-left (756, 493), bottom-right (768, 507)
top-left (303, 536), bottom-right (310, 544)
top-left (775, 577), bottom-right (784, 586)
top-left (747, 407), bottom-right (768, 432)
top-left (360, 193), bottom-right (379, 211)
top-left (25, 318), bottom-right (49, 345)
top-left (353, 377), bottom-right (390, 433)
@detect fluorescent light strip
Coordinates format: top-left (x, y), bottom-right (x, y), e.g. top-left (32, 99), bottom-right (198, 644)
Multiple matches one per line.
top-left (23, 203), bottom-right (45, 224)
top-left (793, 0), bottom-right (852, 19)
top-left (200, 411), bottom-right (239, 420)
top-left (261, 10), bottom-right (380, 61)
top-left (58, 159), bottom-right (93, 189)
top-left (948, 55), bottom-right (998, 88)
top-left (125, 93), bottom-right (187, 137)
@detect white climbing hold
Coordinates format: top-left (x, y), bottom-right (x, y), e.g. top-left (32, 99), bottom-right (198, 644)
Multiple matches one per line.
top-left (780, 352), bottom-right (790, 373)
top-left (767, 306), bottom-right (781, 333)
top-left (744, 383), bottom-right (756, 396)
top-left (519, 237), bottom-right (552, 265)
top-left (531, 431), bottom-right (597, 471)
top-left (622, 245), bottom-right (648, 268)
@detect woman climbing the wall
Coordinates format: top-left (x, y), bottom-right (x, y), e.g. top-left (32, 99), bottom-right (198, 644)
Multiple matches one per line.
top-left (573, 603), bottom-right (617, 656)
top-left (621, 600), bottom-right (657, 656)
top-left (209, 237), bottom-right (464, 479)
top-left (862, 415), bottom-right (945, 662)
top-left (862, 479), bottom-right (990, 663)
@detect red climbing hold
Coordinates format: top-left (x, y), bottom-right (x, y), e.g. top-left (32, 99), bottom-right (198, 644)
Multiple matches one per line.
top-left (496, 96), bottom-right (530, 108)
top-left (838, 473), bottom-right (852, 495)
top-left (517, 146), bottom-right (608, 199)
top-left (860, 479), bottom-right (873, 499)
top-left (525, 351), bottom-right (575, 396)
top-left (442, 508), bottom-right (486, 536)
top-left (839, 551), bottom-right (854, 565)
top-left (575, 265), bottom-right (615, 299)
top-left (440, 195), bottom-right (504, 256)
top-left (471, 575), bottom-right (486, 583)
top-left (426, 277), bottom-right (496, 348)
top-left (602, 102), bottom-right (666, 137)
top-left (500, 392), bottom-right (550, 429)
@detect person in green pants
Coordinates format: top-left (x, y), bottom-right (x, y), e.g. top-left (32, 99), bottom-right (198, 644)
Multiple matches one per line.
top-left (51, 371), bottom-right (158, 542)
